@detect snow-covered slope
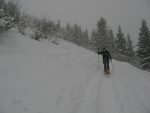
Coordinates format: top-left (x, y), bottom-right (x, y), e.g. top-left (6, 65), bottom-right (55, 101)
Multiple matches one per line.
top-left (0, 29), bottom-right (150, 113)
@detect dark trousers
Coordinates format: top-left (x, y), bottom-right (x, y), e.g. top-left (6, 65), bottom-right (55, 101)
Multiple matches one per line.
top-left (104, 62), bottom-right (110, 73)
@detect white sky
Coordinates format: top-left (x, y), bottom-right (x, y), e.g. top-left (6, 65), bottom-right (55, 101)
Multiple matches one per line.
top-left (18, 0), bottom-right (150, 43)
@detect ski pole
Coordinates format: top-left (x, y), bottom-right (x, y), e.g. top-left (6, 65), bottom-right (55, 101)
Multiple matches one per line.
top-left (97, 48), bottom-right (100, 62)
top-left (98, 54), bottom-right (99, 62)
top-left (111, 60), bottom-right (115, 73)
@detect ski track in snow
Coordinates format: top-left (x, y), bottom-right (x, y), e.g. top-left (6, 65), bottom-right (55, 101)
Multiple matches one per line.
top-left (56, 64), bottom-right (150, 113)
top-left (54, 54), bottom-right (150, 113)
top-left (0, 29), bottom-right (150, 113)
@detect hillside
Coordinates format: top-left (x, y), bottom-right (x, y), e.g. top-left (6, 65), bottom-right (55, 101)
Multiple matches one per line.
top-left (0, 29), bottom-right (150, 113)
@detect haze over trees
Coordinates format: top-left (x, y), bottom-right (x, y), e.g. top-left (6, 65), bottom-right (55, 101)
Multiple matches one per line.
top-left (0, 0), bottom-right (149, 71)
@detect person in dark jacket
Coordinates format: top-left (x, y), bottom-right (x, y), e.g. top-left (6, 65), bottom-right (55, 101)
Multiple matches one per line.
top-left (97, 47), bottom-right (112, 74)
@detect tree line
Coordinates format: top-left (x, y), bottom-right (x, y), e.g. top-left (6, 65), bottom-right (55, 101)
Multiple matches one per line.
top-left (90, 17), bottom-right (150, 71)
top-left (0, 0), bottom-right (150, 71)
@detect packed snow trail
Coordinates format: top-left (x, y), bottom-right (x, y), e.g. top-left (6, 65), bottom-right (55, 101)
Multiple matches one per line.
top-left (0, 29), bottom-right (150, 113)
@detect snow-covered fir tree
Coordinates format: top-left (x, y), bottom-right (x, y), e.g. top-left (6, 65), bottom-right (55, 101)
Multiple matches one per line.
top-left (95, 17), bottom-right (108, 49)
top-left (115, 26), bottom-right (127, 55)
top-left (81, 29), bottom-right (89, 48)
top-left (0, 0), bottom-right (20, 33)
top-left (126, 34), bottom-right (134, 58)
top-left (90, 17), bottom-right (116, 52)
top-left (137, 19), bottom-right (150, 70)
top-left (89, 29), bottom-right (97, 50)
top-left (106, 28), bottom-right (115, 53)
top-left (0, 9), bottom-right (14, 33)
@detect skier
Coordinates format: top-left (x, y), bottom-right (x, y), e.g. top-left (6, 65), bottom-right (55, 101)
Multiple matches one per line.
top-left (97, 47), bottom-right (112, 74)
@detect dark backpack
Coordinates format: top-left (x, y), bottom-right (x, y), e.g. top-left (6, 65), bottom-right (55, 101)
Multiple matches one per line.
top-left (103, 51), bottom-right (110, 62)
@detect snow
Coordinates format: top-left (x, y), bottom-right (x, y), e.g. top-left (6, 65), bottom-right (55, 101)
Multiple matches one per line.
top-left (0, 29), bottom-right (150, 113)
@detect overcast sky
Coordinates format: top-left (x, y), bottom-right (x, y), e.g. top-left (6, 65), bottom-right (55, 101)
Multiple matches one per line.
top-left (18, 0), bottom-right (150, 43)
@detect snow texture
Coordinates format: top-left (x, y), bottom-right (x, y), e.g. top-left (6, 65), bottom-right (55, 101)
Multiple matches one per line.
top-left (0, 29), bottom-right (150, 113)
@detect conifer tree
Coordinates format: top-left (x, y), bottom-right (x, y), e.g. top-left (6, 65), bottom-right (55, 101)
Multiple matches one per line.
top-left (137, 19), bottom-right (150, 70)
top-left (90, 17), bottom-right (116, 52)
top-left (72, 24), bottom-right (82, 45)
top-left (106, 28), bottom-right (115, 53)
top-left (115, 25), bottom-right (127, 55)
top-left (126, 34), bottom-right (134, 57)
top-left (63, 22), bottom-right (71, 40)
top-left (0, 0), bottom-right (5, 9)
top-left (82, 29), bottom-right (89, 48)
top-left (90, 29), bottom-right (97, 50)
top-left (95, 17), bottom-right (108, 49)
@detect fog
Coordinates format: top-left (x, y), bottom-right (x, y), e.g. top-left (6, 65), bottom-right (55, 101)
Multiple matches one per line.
top-left (18, 0), bottom-right (150, 43)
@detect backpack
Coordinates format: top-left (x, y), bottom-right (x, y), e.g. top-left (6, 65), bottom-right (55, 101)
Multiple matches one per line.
top-left (103, 51), bottom-right (110, 61)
